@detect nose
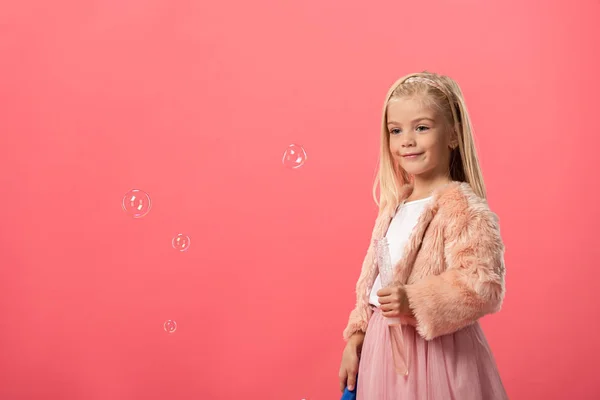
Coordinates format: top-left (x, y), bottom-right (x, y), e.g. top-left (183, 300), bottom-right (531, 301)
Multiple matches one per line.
top-left (400, 133), bottom-right (416, 148)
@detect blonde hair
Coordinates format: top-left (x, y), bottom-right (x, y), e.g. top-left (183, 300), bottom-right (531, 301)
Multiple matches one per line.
top-left (373, 71), bottom-right (486, 213)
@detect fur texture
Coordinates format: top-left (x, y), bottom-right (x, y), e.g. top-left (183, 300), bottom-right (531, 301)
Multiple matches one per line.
top-left (342, 181), bottom-right (505, 341)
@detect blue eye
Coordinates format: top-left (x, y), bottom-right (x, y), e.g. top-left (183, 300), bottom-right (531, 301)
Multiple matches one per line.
top-left (389, 128), bottom-right (401, 135)
top-left (416, 126), bottom-right (430, 132)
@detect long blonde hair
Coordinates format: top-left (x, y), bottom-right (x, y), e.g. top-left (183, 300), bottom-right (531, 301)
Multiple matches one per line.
top-left (373, 71), bottom-right (487, 213)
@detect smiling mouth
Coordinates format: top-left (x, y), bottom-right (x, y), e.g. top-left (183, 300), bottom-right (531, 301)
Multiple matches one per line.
top-left (402, 153), bottom-right (423, 158)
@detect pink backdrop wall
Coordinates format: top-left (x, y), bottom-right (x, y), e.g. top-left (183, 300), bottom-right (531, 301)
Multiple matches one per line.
top-left (1, 0), bottom-right (599, 399)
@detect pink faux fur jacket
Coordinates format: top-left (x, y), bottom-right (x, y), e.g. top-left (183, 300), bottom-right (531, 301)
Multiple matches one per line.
top-left (343, 181), bottom-right (506, 341)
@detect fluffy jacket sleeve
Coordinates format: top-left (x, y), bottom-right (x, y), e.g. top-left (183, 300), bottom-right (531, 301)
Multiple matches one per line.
top-left (404, 206), bottom-right (506, 340)
top-left (342, 241), bottom-right (375, 341)
top-left (341, 212), bottom-right (387, 342)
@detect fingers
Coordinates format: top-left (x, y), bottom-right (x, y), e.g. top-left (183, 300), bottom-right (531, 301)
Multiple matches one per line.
top-left (379, 287), bottom-right (408, 304)
top-left (339, 361), bottom-right (359, 392)
top-left (379, 298), bottom-right (398, 309)
top-left (378, 284), bottom-right (407, 296)
top-left (346, 368), bottom-right (357, 391)
top-left (378, 293), bottom-right (395, 306)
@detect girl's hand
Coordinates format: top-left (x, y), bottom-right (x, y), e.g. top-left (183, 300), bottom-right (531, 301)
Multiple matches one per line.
top-left (338, 332), bottom-right (363, 392)
top-left (377, 284), bottom-right (413, 318)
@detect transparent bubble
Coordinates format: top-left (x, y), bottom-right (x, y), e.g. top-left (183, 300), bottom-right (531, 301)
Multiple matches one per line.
top-left (163, 320), bottom-right (177, 334)
top-left (122, 189), bottom-right (152, 218)
top-left (282, 144), bottom-right (307, 169)
top-left (172, 234), bottom-right (191, 252)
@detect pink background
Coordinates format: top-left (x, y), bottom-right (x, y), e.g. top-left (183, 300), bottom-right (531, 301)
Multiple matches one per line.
top-left (1, 0), bottom-right (599, 399)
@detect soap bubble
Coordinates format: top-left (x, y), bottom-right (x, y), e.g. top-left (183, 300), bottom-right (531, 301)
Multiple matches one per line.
top-left (172, 234), bottom-right (191, 252)
top-left (282, 144), bottom-right (307, 169)
top-left (122, 189), bottom-right (152, 218)
top-left (163, 320), bottom-right (177, 334)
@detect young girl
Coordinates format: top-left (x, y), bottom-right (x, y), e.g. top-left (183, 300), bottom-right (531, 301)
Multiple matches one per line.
top-left (338, 72), bottom-right (508, 399)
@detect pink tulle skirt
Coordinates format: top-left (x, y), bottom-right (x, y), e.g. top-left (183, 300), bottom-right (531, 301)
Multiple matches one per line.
top-left (357, 307), bottom-right (508, 400)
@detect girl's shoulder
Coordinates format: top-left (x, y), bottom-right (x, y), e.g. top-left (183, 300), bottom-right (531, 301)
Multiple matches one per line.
top-left (437, 181), bottom-right (493, 213)
top-left (436, 182), bottom-right (500, 231)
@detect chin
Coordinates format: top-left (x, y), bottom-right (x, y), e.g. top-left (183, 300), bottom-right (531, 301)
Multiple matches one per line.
top-left (400, 164), bottom-right (433, 177)
top-left (405, 170), bottom-right (427, 177)
top-left (399, 164), bottom-right (425, 176)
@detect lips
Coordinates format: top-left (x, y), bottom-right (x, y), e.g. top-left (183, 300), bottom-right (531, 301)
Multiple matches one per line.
top-left (402, 152), bottom-right (423, 158)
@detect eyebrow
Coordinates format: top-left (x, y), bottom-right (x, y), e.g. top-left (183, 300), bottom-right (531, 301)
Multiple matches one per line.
top-left (387, 117), bottom-right (435, 125)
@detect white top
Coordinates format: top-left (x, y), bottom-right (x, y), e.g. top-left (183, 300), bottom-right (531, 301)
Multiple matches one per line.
top-left (368, 196), bottom-right (433, 307)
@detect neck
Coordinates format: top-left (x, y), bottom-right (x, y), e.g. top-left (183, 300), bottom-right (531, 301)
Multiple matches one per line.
top-left (408, 174), bottom-right (453, 201)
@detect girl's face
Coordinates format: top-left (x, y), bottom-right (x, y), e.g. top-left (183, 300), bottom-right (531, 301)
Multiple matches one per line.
top-left (386, 96), bottom-right (454, 180)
